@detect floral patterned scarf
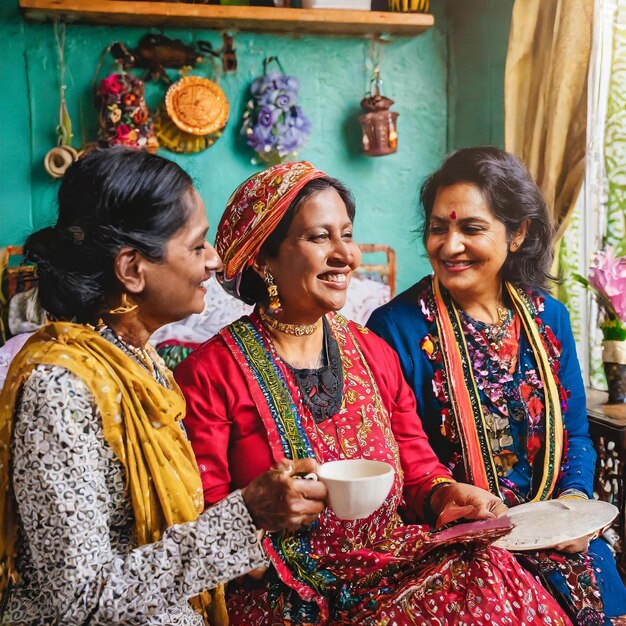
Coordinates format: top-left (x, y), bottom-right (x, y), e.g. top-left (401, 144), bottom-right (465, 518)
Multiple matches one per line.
top-left (214, 161), bottom-right (326, 299)
top-left (432, 276), bottom-right (563, 501)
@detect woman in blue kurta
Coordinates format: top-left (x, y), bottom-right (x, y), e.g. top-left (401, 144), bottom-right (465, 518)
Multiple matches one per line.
top-left (368, 147), bottom-right (626, 625)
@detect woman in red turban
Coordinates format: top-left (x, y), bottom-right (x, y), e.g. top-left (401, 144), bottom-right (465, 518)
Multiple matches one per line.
top-left (176, 161), bottom-right (571, 625)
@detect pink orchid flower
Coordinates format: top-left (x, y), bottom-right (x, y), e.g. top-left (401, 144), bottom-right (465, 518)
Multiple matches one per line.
top-left (589, 247), bottom-right (626, 322)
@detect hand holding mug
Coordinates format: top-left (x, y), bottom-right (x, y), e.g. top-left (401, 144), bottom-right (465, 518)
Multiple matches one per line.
top-left (241, 458), bottom-right (328, 533)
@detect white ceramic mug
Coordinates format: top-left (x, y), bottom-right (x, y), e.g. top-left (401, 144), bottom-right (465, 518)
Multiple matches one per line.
top-left (316, 459), bottom-right (394, 520)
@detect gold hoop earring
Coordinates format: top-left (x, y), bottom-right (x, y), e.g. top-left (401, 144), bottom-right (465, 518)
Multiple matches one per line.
top-left (108, 293), bottom-right (138, 315)
top-left (263, 268), bottom-right (282, 313)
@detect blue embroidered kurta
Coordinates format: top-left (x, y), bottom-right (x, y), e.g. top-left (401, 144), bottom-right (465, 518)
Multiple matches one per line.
top-left (368, 277), bottom-right (593, 496)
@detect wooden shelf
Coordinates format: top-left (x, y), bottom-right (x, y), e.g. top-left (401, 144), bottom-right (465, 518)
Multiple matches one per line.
top-left (19, 0), bottom-right (434, 36)
top-left (587, 387), bottom-right (626, 429)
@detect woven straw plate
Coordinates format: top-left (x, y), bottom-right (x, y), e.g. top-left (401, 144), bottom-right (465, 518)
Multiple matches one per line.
top-left (165, 76), bottom-right (229, 136)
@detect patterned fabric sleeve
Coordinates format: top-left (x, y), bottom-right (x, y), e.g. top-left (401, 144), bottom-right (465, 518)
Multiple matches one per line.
top-left (10, 365), bottom-right (267, 625)
top-left (549, 300), bottom-right (597, 498)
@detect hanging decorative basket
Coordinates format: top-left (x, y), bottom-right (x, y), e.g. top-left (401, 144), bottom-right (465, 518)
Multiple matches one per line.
top-left (240, 56), bottom-right (311, 165)
top-left (155, 76), bottom-right (229, 154)
top-left (96, 72), bottom-right (159, 153)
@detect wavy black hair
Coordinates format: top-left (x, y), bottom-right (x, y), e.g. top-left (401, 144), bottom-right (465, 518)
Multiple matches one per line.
top-left (420, 146), bottom-right (555, 290)
top-left (25, 147), bottom-right (194, 322)
top-left (238, 176), bottom-right (356, 306)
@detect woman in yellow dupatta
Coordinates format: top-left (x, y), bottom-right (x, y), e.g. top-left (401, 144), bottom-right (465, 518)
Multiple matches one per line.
top-left (0, 147), bottom-right (326, 626)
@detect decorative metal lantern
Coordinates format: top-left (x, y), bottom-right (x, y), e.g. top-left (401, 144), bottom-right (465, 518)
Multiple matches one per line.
top-left (358, 70), bottom-right (399, 157)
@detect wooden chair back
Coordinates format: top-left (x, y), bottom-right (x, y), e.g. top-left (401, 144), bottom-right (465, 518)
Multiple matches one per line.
top-left (356, 243), bottom-right (396, 298)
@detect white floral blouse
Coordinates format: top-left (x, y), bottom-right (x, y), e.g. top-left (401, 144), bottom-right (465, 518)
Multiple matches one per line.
top-left (3, 364), bottom-right (266, 625)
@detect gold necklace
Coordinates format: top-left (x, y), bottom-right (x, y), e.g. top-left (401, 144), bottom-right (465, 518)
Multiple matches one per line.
top-left (260, 310), bottom-right (321, 337)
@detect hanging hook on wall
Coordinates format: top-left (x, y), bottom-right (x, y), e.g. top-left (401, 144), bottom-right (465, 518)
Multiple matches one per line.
top-left (53, 20), bottom-right (73, 148)
top-left (364, 37), bottom-right (383, 96)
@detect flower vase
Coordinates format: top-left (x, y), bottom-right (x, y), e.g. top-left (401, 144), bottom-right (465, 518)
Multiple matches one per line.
top-left (602, 340), bottom-right (626, 403)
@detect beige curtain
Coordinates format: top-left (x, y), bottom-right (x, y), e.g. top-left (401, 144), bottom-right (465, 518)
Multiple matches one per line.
top-left (505, 0), bottom-right (594, 240)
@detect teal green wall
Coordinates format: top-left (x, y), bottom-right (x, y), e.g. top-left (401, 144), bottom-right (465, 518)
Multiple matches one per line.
top-left (446, 0), bottom-right (514, 149)
top-left (0, 0), bottom-right (512, 293)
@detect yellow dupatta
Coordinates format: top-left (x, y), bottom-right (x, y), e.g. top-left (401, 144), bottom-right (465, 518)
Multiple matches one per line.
top-left (432, 277), bottom-right (563, 501)
top-left (0, 322), bottom-right (226, 624)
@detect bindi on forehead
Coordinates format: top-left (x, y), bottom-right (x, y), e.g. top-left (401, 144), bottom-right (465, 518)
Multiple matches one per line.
top-left (449, 211), bottom-right (457, 220)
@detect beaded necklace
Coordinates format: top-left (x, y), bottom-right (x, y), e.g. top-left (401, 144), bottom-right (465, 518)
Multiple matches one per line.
top-left (97, 323), bottom-right (170, 388)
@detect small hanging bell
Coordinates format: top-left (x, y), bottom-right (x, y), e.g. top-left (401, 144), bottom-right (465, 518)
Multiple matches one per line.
top-left (358, 70), bottom-right (399, 157)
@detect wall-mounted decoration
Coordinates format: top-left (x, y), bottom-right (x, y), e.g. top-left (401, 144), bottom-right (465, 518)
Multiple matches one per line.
top-left (110, 34), bottom-right (237, 81)
top-left (241, 56), bottom-right (311, 165)
top-left (358, 67), bottom-right (398, 157)
top-left (155, 76), bottom-right (229, 153)
top-left (96, 72), bottom-right (159, 153)
top-left (44, 23), bottom-right (78, 179)
top-left (93, 33), bottom-right (235, 155)
top-left (221, 34), bottom-right (237, 73)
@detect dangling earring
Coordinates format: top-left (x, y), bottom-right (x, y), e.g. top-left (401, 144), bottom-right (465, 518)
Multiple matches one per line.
top-left (263, 267), bottom-right (281, 313)
top-left (108, 292), bottom-right (138, 315)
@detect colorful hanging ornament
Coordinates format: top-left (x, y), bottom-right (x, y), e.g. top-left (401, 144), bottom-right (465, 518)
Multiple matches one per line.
top-left (44, 22), bottom-right (79, 179)
top-left (240, 56), bottom-right (311, 166)
top-left (110, 33), bottom-right (238, 82)
top-left (154, 75), bottom-right (229, 154)
top-left (358, 67), bottom-right (399, 157)
top-left (96, 71), bottom-right (159, 153)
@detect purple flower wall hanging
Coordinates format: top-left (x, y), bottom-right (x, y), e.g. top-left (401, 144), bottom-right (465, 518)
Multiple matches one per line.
top-left (241, 57), bottom-right (311, 165)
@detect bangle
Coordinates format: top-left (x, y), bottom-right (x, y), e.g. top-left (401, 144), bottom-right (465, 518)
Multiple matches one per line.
top-left (558, 488), bottom-right (589, 500)
top-left (423, 478), bottom-right (455, 525)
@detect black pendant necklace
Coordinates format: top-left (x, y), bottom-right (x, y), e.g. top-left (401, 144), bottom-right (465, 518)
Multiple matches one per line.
top-left (286, 318), bottom-right (343, 424)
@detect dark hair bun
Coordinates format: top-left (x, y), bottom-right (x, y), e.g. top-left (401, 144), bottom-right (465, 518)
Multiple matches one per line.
top-left (25, 226), bottom-right (105, 322)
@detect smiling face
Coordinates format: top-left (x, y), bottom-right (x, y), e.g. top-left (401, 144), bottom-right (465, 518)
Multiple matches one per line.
top-left (261, 187), bottom-right (361, 324)
top-left (139, 190), bottom-right (222, 328)
top-left (426, 182), bottom-right (511, 303)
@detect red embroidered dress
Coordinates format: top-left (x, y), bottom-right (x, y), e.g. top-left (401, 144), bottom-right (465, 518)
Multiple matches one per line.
top-left (176, 312), bottom-right (570, 625)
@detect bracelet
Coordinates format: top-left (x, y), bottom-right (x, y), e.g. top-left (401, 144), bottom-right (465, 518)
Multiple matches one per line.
top-left (557, 488), bottom-right (589, 500)
top-left (423, 478), bottom-right (455, 525)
